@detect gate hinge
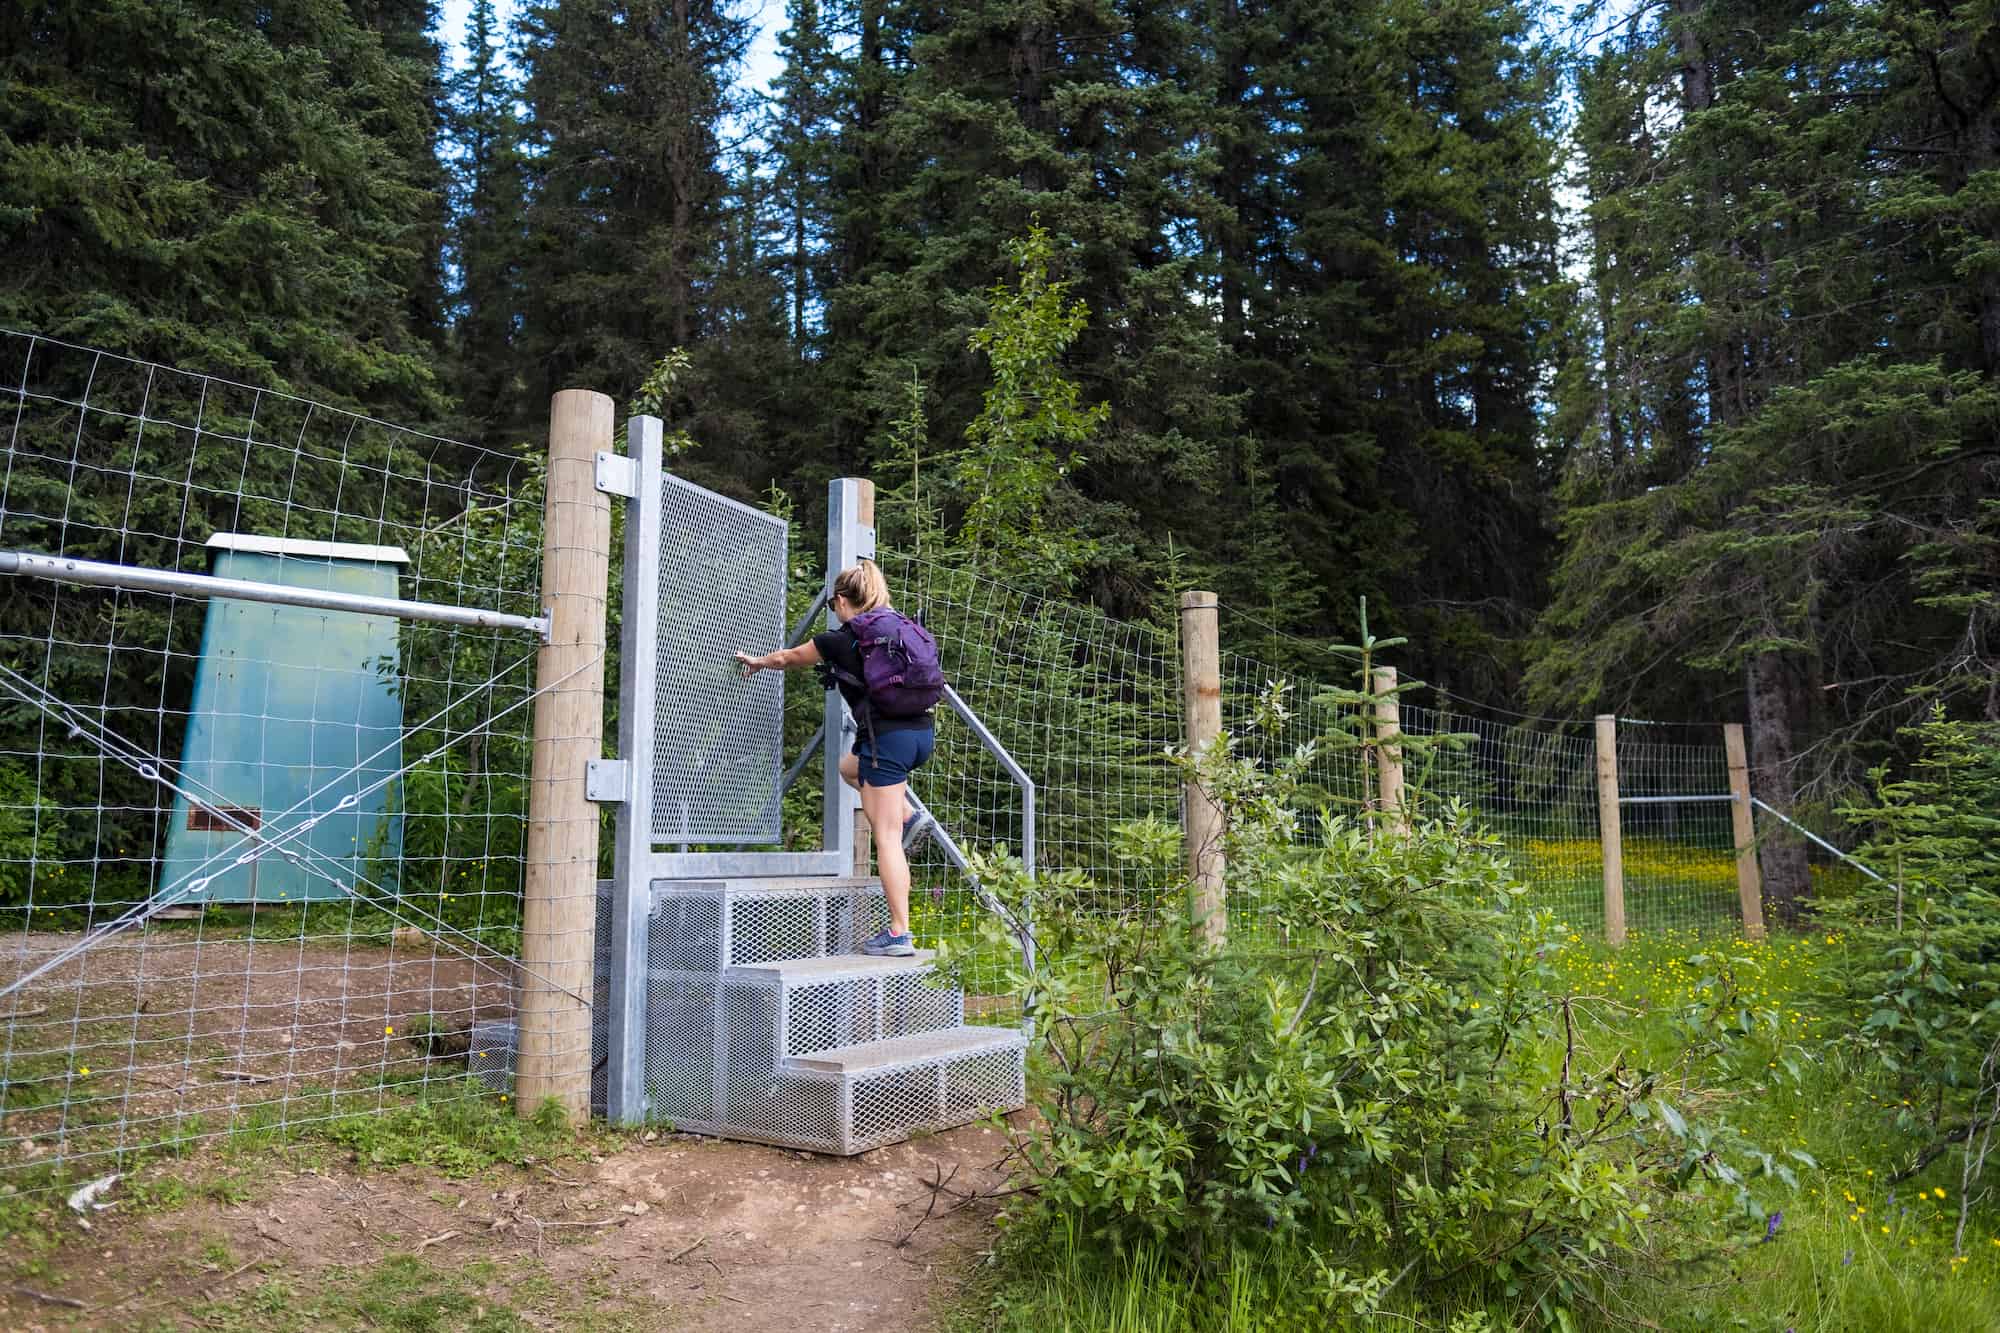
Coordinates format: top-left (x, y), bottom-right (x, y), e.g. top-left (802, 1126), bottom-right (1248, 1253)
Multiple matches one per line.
top-left (594, 451), bottom-right (637, 498)
top-left (585, 758), bottom-right (628, 803)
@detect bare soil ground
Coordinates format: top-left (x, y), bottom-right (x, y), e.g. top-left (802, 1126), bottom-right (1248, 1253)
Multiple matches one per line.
top-left (0, 1117), bottom-right (1018, 1332)
top-left (0, 928), bottom-right (517, 1162)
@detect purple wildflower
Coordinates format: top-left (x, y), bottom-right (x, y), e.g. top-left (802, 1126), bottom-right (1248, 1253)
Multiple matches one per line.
top-left (1765, 1211), bottom-right (1782, 1242)
top-left (1841, 1250), bottom-right (1853, 1266)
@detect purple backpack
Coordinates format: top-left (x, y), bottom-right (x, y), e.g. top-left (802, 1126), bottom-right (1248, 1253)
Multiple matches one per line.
top-left (841, 607), bottom-right (945, 719)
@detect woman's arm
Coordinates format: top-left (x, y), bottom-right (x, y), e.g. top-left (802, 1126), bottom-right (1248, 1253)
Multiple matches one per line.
top-left (735, 640), bottom-right (822, 676)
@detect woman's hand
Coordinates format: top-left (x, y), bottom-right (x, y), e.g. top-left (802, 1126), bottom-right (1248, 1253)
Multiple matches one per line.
top-left (734, 641), bottom-right (819, 678)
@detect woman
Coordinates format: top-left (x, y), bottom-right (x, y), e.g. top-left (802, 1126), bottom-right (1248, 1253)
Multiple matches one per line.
top-left (734, 559), bottom-right (935, 957)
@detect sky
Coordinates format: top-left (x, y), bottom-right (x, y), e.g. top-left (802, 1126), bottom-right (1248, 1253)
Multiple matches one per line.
top-left (433, 0), bottom-right (790, 92)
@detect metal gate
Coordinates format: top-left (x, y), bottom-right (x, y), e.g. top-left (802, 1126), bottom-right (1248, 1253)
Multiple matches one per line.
top-left (599, 418), bottom-right (873, 1121)
top-left (650, 475), bottom-right (789, 845)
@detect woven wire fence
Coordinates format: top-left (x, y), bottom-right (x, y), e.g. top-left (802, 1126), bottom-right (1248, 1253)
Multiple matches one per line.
top-left (859, 573), bottom-right (1765, 990)
top-left (871, 551), bottom-right (1183, 1016)
top-left (0, 330), bottom-right (552, 1191)
top-left (1217, 614), bottom-right (1749, 937)
top-left (1611, 720), bottom-right (1746, 932)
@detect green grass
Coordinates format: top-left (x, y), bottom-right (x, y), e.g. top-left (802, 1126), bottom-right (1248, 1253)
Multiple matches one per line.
top-left (954, 926), bottom-right (2000, 1333)
top-left (0, 1082), bottom-right (598, 1288)
top-left (181, 1254), bottom-right (639, 1332)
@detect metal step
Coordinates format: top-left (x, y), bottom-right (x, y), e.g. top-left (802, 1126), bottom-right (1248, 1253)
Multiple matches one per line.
top-left (733, 949), bottom-right (963, 1059)
top-left (726, 950), bottom-right (936, 984)
top-left (646, 876), bottom-right (890, 969)
top-left (657, 875), bottom-right (883, 896)
top-left (670, 1025), bottom-right (1027, 1155)
top-left (593, 876), bottom-right (1024, 1154)
top-left (784, 1024), bottom-right (1026, 1075)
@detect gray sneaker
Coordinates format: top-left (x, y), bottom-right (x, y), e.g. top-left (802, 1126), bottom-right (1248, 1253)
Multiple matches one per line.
top-left (861, 928), bottom-right (916, 957)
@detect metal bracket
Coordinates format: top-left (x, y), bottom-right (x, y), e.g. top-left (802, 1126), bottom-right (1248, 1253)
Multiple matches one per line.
top-left (594, 451), bottom-right (637, 498)
top-left (858, 524), bottom-right (877, 560)
top-left (586, 758), bottom-right (628, 803)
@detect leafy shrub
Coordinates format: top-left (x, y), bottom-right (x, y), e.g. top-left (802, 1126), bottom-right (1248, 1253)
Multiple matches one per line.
top-left (1826, 708), bottom-right (2000, 1248)
top-left (0, 762), bottom-right (59, 908)
top-left (960, 690), bottom-right (1801, 1322)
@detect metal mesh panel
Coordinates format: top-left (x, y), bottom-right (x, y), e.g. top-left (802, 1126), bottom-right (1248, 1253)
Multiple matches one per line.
top-left (721, 980), bottom-right (781, 1128)
top-left (850, 1044), bottom-right (1026, 1151)
top-left (941, 1045), bottom-right (1027, 1120)
top-left (654, 892), bottom-right (724, 971)
top-left (783, 971), bottom-right (962, 1057)
top-left (652, 476), bottom-right (787, 843)
top-left (727, 892), bottom-right (826, 966)
top-left (646, 973), bottom-right (719, 1124)
top-left (468, 1020), bottom-right (516, 1092)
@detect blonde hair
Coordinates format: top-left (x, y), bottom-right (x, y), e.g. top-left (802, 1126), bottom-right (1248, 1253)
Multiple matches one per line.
top-left (833, 559), bottom-right (890, 614)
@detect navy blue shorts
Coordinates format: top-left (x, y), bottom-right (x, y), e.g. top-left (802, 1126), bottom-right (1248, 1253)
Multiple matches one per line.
top-left (853, 727), bottom-right (934, 787)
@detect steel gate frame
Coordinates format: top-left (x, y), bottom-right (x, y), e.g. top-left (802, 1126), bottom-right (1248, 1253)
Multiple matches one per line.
top-left (602, 416), bottom-right (873, 1122)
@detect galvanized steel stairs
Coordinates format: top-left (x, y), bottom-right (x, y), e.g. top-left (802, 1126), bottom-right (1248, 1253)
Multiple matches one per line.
top-left (582, 876), bottom-right (1026, 1154)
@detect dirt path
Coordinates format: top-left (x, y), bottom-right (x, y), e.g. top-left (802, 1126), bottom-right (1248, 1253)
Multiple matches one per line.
top-left (0, 1120), bottom-right (1020, 1331)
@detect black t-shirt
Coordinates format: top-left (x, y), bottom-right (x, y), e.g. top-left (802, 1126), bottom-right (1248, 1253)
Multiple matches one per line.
top-left (812, 624), bottom-right (933, 732)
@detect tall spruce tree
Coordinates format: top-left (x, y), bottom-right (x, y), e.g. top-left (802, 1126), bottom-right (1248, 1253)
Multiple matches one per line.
top-left (0, 0), bottom-right (446, 414)
top-left (513, 0), bottom-right (749, 410)
top-left (444, 0), bottom-right (530, 439)
top-left (1203, 0), bottom-right (1559, 689)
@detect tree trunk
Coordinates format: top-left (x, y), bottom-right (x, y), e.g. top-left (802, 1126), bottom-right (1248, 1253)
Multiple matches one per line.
top-left (1746, 650), bottom-right (1811, 923)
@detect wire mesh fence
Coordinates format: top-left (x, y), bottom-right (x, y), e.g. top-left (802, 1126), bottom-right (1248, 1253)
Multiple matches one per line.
top-left (0, 330), bottom-right (552, 1190)
top-left (866, 573), bottom-right (1768, 999)
top-left (869, 551), bottom-right (1183, 1016)
top-left (1612, 721), bottom-right (1745, 932)
top-left (1216, 633), bottom-right (1750, 938)
top-left (871, 581), bottom-right (1768, 976)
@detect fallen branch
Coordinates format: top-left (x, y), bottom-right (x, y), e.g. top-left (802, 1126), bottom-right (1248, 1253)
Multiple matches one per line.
top-left (214, 1069), bottom-right (274, 1085)
top-left (897, 1162), bottom-right (958, 1248)
top-left (11, 1285), bottom-right (85, 1310)
top-left (207, 1259), bottom-right (265, 1291)
top-left (666, 1234), bottom-right (707, 1263)
top-left (418, 1230), bottom-right (462, 1251)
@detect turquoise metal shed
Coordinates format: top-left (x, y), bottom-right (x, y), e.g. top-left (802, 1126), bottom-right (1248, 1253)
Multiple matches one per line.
top-left (158, 535), bottom-right (407, 905)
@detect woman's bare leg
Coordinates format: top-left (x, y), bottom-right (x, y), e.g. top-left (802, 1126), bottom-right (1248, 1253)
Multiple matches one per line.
top-left (859, 779), bottom-right (911, 937)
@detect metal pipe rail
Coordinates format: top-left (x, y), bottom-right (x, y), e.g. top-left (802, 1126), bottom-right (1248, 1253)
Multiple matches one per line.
top-left (1751, 797), bottom-right (1891, 885)
top-left (0, 550), bottom-right (551, 639)
top-left (1618, 793), bottom-right (1737, 805)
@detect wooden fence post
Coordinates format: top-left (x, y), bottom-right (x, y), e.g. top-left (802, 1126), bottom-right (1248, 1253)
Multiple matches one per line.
top-left (1723, 722), bottom-right (1766, 940)
top-left (1179, 591), bottom-right (1225, 947)
top-left (1595, 713), bottom-right (1627, 948)
top-left (517, 389), bottom-right (613, 1120)
top-left (852, 479), bottom-right (875, 876)
top-left (1372, 666), bottom-right (1406, 833)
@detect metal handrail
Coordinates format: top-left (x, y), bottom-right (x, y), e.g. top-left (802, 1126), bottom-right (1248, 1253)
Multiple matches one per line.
top-left (786, 583), bottom-right (832, 649)
top-left (767, 592), bottom-right (1038, 990)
